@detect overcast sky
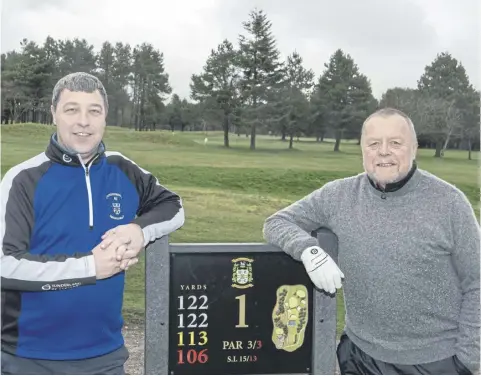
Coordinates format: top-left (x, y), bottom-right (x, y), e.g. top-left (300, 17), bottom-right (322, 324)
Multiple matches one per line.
top-left (1, 0), bottom-right (479, 100)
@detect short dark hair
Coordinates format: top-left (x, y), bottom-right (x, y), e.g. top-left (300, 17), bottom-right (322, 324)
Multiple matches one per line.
top-left (52, 72), bottom-right (108, 113)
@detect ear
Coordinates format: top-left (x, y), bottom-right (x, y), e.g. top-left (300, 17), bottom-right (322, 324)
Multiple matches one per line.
top-left (413, 142), bottom-right (418, 157)
top-left (50, 105), bottom-right (56, 125)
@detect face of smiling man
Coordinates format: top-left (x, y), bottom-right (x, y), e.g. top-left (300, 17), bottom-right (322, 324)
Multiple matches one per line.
top-left (361, 110), bottom-right (418, 188)
top-left (51, 88), bottom-right (107, 161)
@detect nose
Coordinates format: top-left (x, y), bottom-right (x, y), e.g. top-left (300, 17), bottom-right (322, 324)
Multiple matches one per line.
top-left (76, 111), bottom-right (90, 128)
top-left (378, 142), bottom-right (391, 156)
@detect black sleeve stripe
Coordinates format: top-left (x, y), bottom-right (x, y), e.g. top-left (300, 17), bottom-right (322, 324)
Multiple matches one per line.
top-left (105, 151), bottom-right (185, 246)
top-left (1, 153), bottom-right (96, 291)
top-left (1, 276), bottom-right (91, 292)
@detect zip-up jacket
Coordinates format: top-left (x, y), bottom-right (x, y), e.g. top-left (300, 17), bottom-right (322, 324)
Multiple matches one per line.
top-left (1, 134), bottom-right (185, 360)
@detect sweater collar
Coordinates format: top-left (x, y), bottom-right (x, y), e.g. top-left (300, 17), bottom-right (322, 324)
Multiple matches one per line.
top-left (46, 133), bottom-right (105, 167)
top-left (366, 161), bottom-right (420, 198)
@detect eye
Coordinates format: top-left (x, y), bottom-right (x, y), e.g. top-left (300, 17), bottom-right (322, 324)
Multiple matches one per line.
top-left (90, 109), bottom-right (101, 115)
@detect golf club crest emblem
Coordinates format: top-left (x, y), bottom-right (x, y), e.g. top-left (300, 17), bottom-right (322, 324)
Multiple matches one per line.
top-left (106, 193), bottom-right (124, 220)
top-left (231, 257), bottom-right (254, 289)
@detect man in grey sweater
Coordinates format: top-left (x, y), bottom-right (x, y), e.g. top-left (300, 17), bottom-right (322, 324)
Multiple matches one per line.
top-left (263, 108), bottom-right (479, 374)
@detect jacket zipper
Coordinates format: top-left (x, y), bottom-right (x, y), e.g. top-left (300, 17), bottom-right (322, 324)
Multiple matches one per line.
top-left (80, 156), bottom-right (98, 229)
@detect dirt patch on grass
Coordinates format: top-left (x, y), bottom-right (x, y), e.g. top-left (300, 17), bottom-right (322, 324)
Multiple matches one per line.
top-left (123, 324), bottom-right (144, 375)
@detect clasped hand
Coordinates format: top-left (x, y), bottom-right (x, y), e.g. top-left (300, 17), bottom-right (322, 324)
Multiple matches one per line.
top-left (92, 224), bottom-right (145, 279)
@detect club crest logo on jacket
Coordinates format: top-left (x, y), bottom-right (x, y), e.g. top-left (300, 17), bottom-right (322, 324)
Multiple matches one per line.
top-left (106, 192), bottom-right (124, 220)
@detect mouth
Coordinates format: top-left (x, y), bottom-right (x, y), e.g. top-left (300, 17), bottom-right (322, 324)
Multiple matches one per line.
top-left (376, 163), bottom-right (396, 167)
top-left (74, 132), bottom-right (91, 137)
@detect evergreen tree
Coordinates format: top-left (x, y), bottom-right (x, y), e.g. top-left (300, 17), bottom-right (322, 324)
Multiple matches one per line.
top-left (237, 8), bottom-right (284, 150)
top-left (191, 39), bottom-right (241, 147)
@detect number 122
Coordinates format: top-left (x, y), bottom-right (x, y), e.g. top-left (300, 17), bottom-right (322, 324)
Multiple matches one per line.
top-left (178, 313), bottom-right (208, 328)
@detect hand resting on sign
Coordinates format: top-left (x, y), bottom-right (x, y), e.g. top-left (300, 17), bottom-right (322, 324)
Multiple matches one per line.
top-left (100, 223), bottom-right (145, 271)
top-left (301, 245), bottom-right (344, 294)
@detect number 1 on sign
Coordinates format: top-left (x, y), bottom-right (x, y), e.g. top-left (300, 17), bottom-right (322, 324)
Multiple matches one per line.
top-left (235, 294), bottom-right (248, 328)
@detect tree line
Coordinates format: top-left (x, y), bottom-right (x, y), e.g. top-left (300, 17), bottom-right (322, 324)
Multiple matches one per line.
top-left (1, 8), bottom-right (479, 157)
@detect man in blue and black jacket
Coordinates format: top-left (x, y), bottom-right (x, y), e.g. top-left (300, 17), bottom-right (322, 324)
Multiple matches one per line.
top-left (0, 72), bottom-right (185, 374)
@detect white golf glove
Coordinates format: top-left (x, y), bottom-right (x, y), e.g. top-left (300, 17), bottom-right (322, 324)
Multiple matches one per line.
top-left (301, 246), bottom-right (344, 294)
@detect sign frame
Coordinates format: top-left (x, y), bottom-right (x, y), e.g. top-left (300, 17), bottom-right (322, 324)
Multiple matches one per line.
top-left (145, 230), bottom-right (339, 375)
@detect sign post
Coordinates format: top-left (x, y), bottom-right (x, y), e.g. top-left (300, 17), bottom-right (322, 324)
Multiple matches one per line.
top-left (145, 229), bottom-right (339, 375)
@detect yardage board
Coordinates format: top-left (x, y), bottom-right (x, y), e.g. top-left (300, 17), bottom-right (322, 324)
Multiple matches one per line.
top-left (168, 251), bottom-right (314, 375)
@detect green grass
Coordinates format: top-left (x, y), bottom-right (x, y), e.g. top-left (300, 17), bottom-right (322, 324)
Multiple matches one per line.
top-left (1, 123), bottom-right (479, 337)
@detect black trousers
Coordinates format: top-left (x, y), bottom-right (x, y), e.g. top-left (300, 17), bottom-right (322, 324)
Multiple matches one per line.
top-left (337, 333), bottom-right (472, 375)
top-left (1, 345), bottom-right (129, 375)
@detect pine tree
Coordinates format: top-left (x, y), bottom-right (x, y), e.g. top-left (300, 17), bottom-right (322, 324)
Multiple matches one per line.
top-left (417, 52), bottom-right (475, 157)
top-left (313, 49), bottom-right (374, 151)
top-left (191, 39), bottom-right (241, 147)
top-left (237, 8), bottom-right (284, 150)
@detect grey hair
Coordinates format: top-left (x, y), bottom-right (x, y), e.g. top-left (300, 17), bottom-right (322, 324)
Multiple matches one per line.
top-left (361, 107), bottom-right (418, 144)
top-left (52, 72), bottom-right (108, 113)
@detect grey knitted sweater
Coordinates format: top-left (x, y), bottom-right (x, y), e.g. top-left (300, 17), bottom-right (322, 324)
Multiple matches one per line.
top-left (263, 168), bottom-right (480, 372)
